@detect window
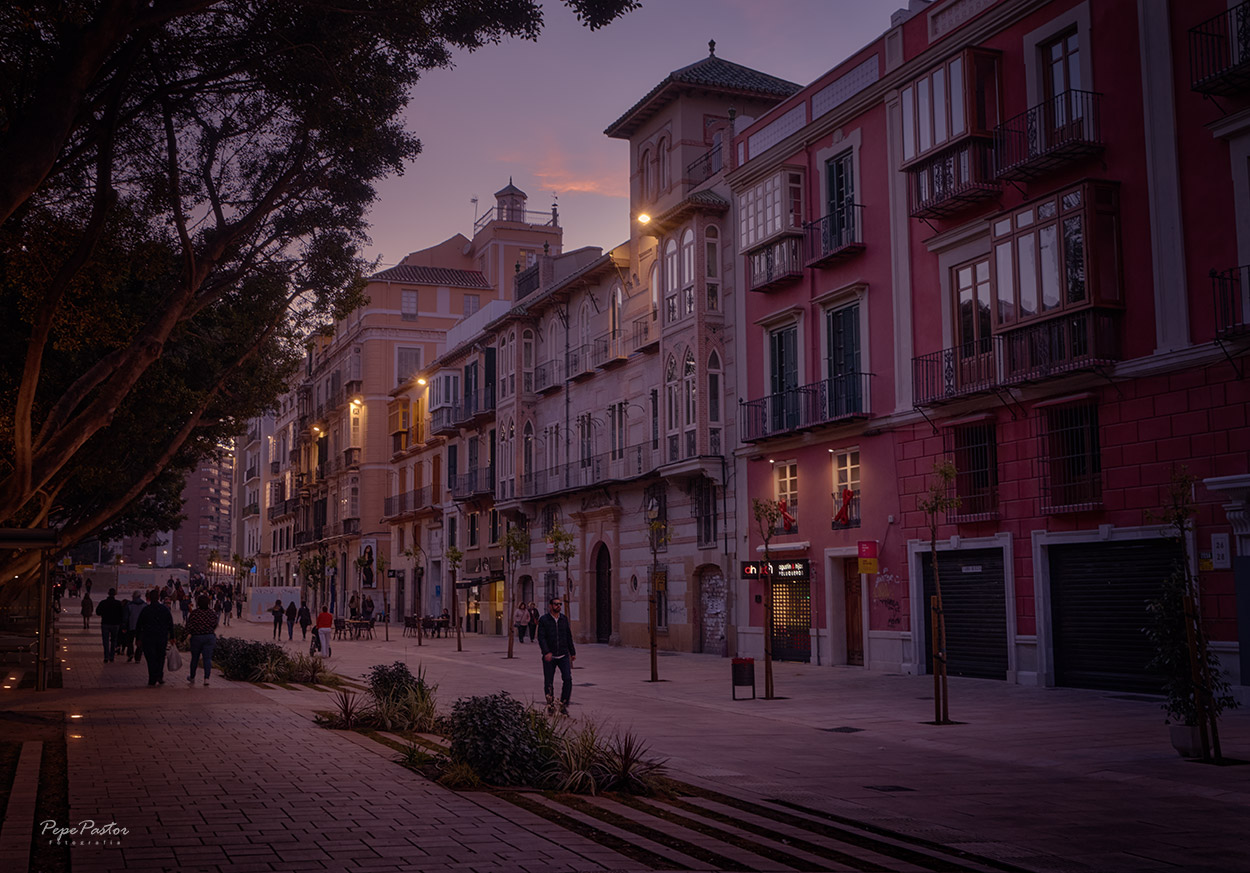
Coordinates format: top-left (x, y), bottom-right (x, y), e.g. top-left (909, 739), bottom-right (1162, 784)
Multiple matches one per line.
top-left (900, 49), bottom-right (998, 164)
top-left (498, 334), bottom-right (510, 398)
top-left (446, 443), bottom-right (458, 488)
top-left (705, 226), bottom-right (720, 311)
top-left (665, 356), bottom-right (680, 460)
top-left (468, 512), bottom-right (479, 548)
top-left (639, 149), bottom-right (653, 201)
top-left (947, 420), bottom-right (999, 520)
top-left (708, 351), bottom-right (722, 424)
top-left (350, 405), bottom-right (362, 449)
top-left (578, 413), bottom-right (593, 468)
top-left (769, 324), bottom-right (799, 432)
top-left (681, 228), bottom-right (695, 287)
top-left (401, 289), bottom-right (418, 321)
top-left (648, 264), bottom-right (660, 316)
top-left (825, 304), bottom-right (861, 416)
top-left (448, 514), bottom-right (458, 549)
top-left (825, 151), bottom-right (856, 244)
top-left (664, 239), bottom-right (679, 295)
top-left (650, 389), bottom-right (659, 449)
top-left (682, 350), bottom-right (697, 457)
top-left (523, 422), bottom-right (534, 478)
top-left (1040, 402), bottom-right (1101, 511)
top-left (463, 294), bottom-right (480, 317)
top-left (608, 401), bottom-right (626, 460)
top-left (397, 347), bottom-right (422, 386)
top-left (775, 461), bottom-right (798, 507)
top-left (1042, 30), bottom-right (1081, 102)
top-left (522, 329), bottom-right (535, 393)
top-left (692, 479), bottom-right (718, 548)
top-left (657, 137), bottom-right (669, 192)
top-left (489, 509), bottom-right (500, 544)
top-left (388, 401), bottom-right (410, 454)
top-left (738, 170), bottom-right (804, 249)
top-left (831, 450), bottom-right (860, 529)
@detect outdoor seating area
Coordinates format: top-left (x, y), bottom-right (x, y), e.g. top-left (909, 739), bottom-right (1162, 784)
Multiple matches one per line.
top-left (402, 615), bottom-right (451, 638)
top-left (333, 617), bottom-right (376, 640)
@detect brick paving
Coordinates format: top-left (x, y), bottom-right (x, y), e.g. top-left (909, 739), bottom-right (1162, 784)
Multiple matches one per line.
top-left (4, 615), bottom-right (1250, 871)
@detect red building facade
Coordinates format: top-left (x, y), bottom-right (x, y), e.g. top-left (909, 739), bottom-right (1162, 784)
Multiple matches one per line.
top-left (731, 0), bottom-right (1249, 695)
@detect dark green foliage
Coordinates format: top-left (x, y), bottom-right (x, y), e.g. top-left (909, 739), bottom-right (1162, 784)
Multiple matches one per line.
top-left (211, 638), bottom-right (288, 681)
top-left (367, 661), bottom-right (423, 699)
top-left (447, 692), bottom-right (548, 786)
top-left (169, 623), bottom-right (189, 651)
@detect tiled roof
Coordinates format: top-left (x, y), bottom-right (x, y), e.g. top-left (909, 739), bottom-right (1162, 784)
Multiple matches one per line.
top-left (368, 264), bottom-right (492, 289)
top-left (649, 191), bottom-right (729, 233)
top-left (606, 52), bottom-right (801, 139)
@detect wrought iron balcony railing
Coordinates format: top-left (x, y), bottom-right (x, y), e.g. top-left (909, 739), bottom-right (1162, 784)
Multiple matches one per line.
top-left (245, 464), bottom-right (259, 481)
top-left (515, 264), bottom-right (541, 300)
top-left (994, 90), bottom-right (1103, 182)
top-left (999, 310), bottom-right (1121, 384)
top-left (686, 143), bottom-right (723, 186)
top-left (383, 486), bottom-right (435, 519)
top-left (746, 236), bottom-right (804, 292)
top-left (270, 460), bottom-right (281, 475)
top-left (520, 443), bottom-right (659, 499)
top-left (243, 502), bottom-right (260, 518)
top-left (343, 447), bottom-right (361, 469)
top-left (1212, 265), bottom-right (1249, 338)
top-left (908, 138), bottom-right (999, 219)
top-left (431, 405), bottom-right (461, 435)
top-left (474, 205), bottom-right (559, 234)
top-left (631, 317), bottom-right (657, 353)
top-left (592, 330), bottom-right (627, 368)
top-left (804, 204), bottom-right (865, 268)
top-left (740, 373), bottom-right (871, 442)
top-left (912, 341), bottom-right (1000, 405)
top-left (455, 386), bottom-right (496, 425)
top-left (451, 466), bottom-right (495, 500)
top-left (1190, 0), bottom-right (1250, 95)
top-left (535, 360), bottom-right (562, 393)
top-left (568, 343), bottom-right (594, 379)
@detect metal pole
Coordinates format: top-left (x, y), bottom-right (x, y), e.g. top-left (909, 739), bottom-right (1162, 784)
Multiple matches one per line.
top-left (36, 552), bottom-right (50, 691)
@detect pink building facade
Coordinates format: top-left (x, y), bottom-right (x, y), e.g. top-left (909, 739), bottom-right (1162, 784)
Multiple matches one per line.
top-left (732, 0), bottom-right (1250, 695)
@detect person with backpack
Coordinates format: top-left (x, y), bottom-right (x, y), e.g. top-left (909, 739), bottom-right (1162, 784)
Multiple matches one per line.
top-left (285, 601), bottom-right (298, 640)
top-left (297, 602), bottom-right (312, 640)
top-left (80, 592), bottom-right (94, 629)
top-left (270, 599), bottom-right (285, 639)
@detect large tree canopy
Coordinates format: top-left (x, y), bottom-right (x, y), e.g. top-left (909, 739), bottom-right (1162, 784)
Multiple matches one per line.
top-left (0, 0), bottom-right (637, 594)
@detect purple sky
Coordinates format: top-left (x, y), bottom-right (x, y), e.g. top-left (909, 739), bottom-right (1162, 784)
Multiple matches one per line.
top-left (364, 0), bottom-right (892, 267)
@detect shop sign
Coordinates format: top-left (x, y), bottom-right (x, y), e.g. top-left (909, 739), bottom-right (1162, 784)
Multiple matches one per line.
top-left (857, 541), bottom-right (878, 574)
top-left (741, 559), bottom-right (810, 580)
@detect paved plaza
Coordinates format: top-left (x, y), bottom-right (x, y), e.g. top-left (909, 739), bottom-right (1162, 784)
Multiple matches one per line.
top-left (2, 615), bottom-right (1249, 872)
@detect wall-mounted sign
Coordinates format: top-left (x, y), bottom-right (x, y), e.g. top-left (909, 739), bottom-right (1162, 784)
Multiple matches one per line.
top-left (741, 559), bottom-right (810, 580)
top-left (1211, 533), bottom-right (1231, 570)
top-left (857, 541), bottom-right (878, 574)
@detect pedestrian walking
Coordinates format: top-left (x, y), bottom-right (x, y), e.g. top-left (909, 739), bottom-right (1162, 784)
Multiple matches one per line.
top-left (315, 606), bottom-right (334, 657)
top-left (513, 603), bottom-right (530, 642)
top-left (178, 591), bottom-right (191, 625)
top-left (297, 602), bottom-right (312, 640)
top-left (96, 588), bottom-right (125, 662)
top-left (528, 602), bottom-right (539, 642)
top-left (285, 601), bottom-right (297, 640)
top-left (536, 596), bottom-right (576, 716)
top-left (84, 577), bottom-right (92, 597)
top-left (80, 592), bottom-right (94, 629)
top-left (270, 599), bottom-right (284, 639)
top-left (362, 595), bottom-right (375, 621)
top-left (221, 592), bottom-right (232, 626)
top-left (235, 586), bottom-right (244, 619)
top-left (185, 594), bottom-right (219, 686)
top-left (349, 592), bottom-right (360, 619)
top-left (123, 592), bottom-right (145, 663)
top-left (135, 590), bottom-right (174, 686)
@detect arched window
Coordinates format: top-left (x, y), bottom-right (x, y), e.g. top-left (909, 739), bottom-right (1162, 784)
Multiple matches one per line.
top-left (657, 137), bottom-right (669, 193)
top-left (639, 149), bottom-right (653, 202)
top-left (521, 328), bottom-right (535, 393)
top-left (665, 356), bottom-right (679, 437)
top-left (664, 239), bottom-right (679, 294)
top-left (648, 264), bottom-right (659, 316)
top-left (705, 225), bottom-right (720, 278)
top-left (683, 350), bottom-right (697, 428)
top-left (610, 282), bottom-right (623, 335)
top-left (498, 333), bottom-right (510, 398)
top-left (708, 351), bottom-right (722, 423)
top-left (681, 228), bottom-right (695, 286)
top-left (523, 422), bottom-right (534, 479)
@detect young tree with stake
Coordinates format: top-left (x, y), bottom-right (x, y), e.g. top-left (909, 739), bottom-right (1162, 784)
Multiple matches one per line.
top-left (918, 460), bottom-right (960, 725)
top-left (751, 498), bottom-right (782, 700)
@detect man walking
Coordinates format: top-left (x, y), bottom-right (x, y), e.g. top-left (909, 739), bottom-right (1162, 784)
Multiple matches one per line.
top-left (136, 590), bottom-right (174, 686)
top-left (536, 596), bottom-right (576, 716)
top-left (123, 592), bottom-right (145, 663)
top-left (96, 588), bottom-right (125, 662)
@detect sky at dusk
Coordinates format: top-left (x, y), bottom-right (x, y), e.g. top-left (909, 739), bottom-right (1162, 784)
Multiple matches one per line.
top-left (363, 0), bottom-right (894, 268)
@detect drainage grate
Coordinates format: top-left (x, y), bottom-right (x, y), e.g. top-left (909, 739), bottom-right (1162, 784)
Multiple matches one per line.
top-left (821, 726), bottom-right (864, 734)
top-left (865, 785), bottom-right (915, 792)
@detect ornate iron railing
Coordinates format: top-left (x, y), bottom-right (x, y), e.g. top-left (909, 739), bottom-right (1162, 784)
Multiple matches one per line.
top-left (1191, 0), bottom-right (1250, 95)
top-left (686, 144), bottom-right (723, 185)
top-left (908, 138), bottom-right (998, 219)
top-left (804, 204), bottom-right (865, 267)
top-left (740, 373), bottom-right (871, 442)
top-left (1212, 265), bottom-right (1249, 337)
top-left (746, 236), bottom-right (804, 292)
top-left (994, 90), bottom-right (1103, 182)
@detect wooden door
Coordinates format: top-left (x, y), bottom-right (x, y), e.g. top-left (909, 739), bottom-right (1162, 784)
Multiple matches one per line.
top-left (843, 558), bottom-right (863, 666)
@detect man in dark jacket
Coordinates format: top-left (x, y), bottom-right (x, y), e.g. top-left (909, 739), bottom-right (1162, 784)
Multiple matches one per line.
top-left (123, 592), bottom-right (145, 663)
top-left (135, 590), bottom-right (174, 686)
top-left (536, 596), bottom-right (576, 715)
top-left (95, 588), bottom-right (125, 663)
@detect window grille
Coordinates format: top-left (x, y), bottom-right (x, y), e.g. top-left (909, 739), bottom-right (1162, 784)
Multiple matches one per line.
top-left (691, 479), bottom-right (718, 547)
top-left (1039, 402), bottom-right (1101, 512)
top-left (944, 421), bottom-right (999, 521)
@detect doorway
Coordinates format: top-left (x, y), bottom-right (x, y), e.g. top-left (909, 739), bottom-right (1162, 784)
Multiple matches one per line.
top-left (842, 557), bottom-right (864, 666)
top-left (594, 546), bottom-right (612, 643)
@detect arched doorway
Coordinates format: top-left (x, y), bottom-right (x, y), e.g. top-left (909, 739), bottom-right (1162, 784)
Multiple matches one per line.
top-left (696, 565), bottom-right (727, 655)
top-left (594, 545), bottom-right (612, 643)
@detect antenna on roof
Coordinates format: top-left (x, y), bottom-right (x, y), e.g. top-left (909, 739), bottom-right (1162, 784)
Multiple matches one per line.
top-left (471, 196), bottom-right (479, 226)
top-left (708, 39), bottom-right (716, 57)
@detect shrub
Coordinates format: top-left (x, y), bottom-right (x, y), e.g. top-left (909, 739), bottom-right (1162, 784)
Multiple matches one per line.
top-left (599, 730), bottom-right (668, 795)
top-left (330, 689), bottom-right (366, 730)
top-left (251, 651), bottom-right (292, 683)
top-left (368, 661), bottom-right (420, 699)
top-left (447, 692), bottom-right (549, 786)
top-left (213, 638), bottom-right (287, 681)
top-left (438, 761), bottom-right (482, 790)
top-left (287, 653), bottom-right (334, 685)
top-left (545, 719), bottom-right (606, 794)
top-left (170, 624), bottom-right (190, 651)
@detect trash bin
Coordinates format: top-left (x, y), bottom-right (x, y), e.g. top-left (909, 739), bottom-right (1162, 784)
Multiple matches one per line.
top-left (731, 657), bottom-right (755, 700)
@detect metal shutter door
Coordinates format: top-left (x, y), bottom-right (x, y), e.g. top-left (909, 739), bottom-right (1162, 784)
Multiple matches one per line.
top-left (1050, 539), bottom-right (1179, 692)
top-left (921, 548), bottom-right (1008, 680)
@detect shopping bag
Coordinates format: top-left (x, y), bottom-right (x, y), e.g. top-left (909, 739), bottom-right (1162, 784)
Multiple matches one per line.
top-left (166, 645), bottom-right (182, 671)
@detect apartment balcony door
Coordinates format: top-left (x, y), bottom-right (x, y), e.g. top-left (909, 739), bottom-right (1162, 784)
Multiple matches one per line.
top-left (1042, 30), bottom-right (1083, 145)
top-left (825, 151), bottom-right (856, 250)
top-left (954, 257), bottom-right (994, 389)
top-left (826, 304), bottom-right (861, 417)
top-left (769, 325), bottom-right (799, 433)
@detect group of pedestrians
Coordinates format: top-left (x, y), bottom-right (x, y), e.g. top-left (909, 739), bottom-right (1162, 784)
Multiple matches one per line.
top-left (512, 601), bottom-right (542, 643)
top-left (268, 599), bottom-right (316, 640)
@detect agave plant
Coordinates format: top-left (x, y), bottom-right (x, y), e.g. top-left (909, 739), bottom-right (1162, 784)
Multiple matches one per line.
top-left (544, 720), bottom-right (607, 794)
top-left (250, 652), bottom-right (292, 684)
top-left (331, 689), bottom-right (366, 730)
top-left (600, 729), bottom-right (667, 795)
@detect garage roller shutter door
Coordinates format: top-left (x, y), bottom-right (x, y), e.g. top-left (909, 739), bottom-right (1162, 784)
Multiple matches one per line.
top-left (921, 548), bottom-right (1008, 680)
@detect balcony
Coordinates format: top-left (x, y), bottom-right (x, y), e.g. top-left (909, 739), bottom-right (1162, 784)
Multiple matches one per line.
top-left (246, 427), bottom-right (259, 445)
top-left (268, 498), bottom-right (299, 521)
top-left (912, 342), bottom-right (1000, 406)
top-left (451, 466), bottom-right (495, 501)
top-left (344, 447), bottom-right (361, 470)
top-left (999, 310), bottom-right (1122, 384)
top-left (687, 143), bottom-right (723, 186)
top-left (520, 444), bottom-right (660, 499)
top-left (535, 360), bottom-right (562, 393)
top-left (568, 344), bottom-right (594, 380)
top-left (243, 502), bottom-right (260, 519)
top-left (908, 138), bottom-right (999, 219)
top-left (1190, 1), bottom-right (1250, 95)
top-left (830, 491), bottom-right (862, 530)
top-left (474, 205), bottom-right (558, 234)
top-left (631, 317), bottom-right (658, 354)
top-left (804, 205), bottom-right (865, 268)
top-left (383, 486), bottom-right (435, 519)
top-left (747, 236), bottom-right (804, 293)
top-left (345, 378), bottom-right (363, 399)
top-left (456, 386), bottom-right (496, 425)
top-left (592, 330), bottom-right (627, 368)
top-left (431, 405), bottom-right (461, 436)
top-left (325, 518), bottom-right (361, 538)
top-left (245, 464), bottom-right (259, 482)
top-left (993, 90), bottom-right (1104, 182)
top-left (1212, 265), bottom-right (1250, 338)
top-left (293, 530), bottom-right (313, 547)
top-left (270, 460), bottom-right (281, 476)
top-left (328, 386), bottom-right (345, 411)
top-left (740, 373), bottom-right (871, 442)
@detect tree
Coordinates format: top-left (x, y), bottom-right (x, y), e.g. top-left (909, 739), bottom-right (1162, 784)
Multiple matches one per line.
top-left (0, 0), bottom-right (639, 596)
top-left (231, 552), bottom-right (255, 591)
top-left (646, 516), bottom-right (671, 683)
top-left (446, 545), bottom-right (464, 653)
top-left (751, 498), bottom-right (782, 700)
top-left (548, 521), bottom-right (577, 618)
top-left (502, 522), bottom-right (529, 660)
top-left (917, 460), bottom-right (960, 725)
top-left (298, 551), bottom-right (326, 610)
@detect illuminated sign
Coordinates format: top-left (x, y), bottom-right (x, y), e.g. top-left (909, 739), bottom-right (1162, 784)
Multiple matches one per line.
top-left (741, 559), bottom-right (810, 580)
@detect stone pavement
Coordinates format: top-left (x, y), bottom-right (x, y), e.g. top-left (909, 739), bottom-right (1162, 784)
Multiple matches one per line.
top-left (4, 614), bottom-right (1250, 872)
